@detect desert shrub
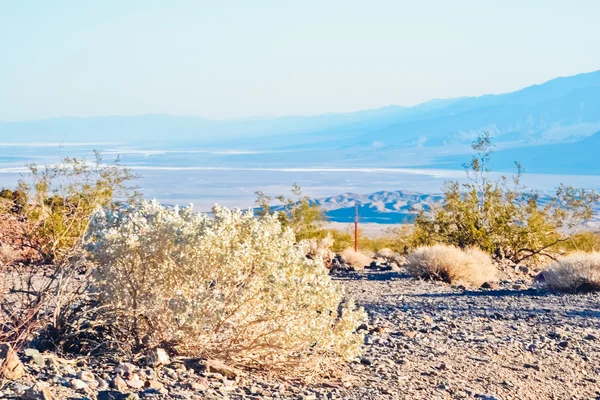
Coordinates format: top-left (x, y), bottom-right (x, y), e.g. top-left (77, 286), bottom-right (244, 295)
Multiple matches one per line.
top-left (538, 252), bottom-right (600, 292)
top-left (88, 200), bottom-right (366, 370)
top-left (554, 231), bottom-right (600, 254)
top-left (412, 132), bottom-right (599, 265)
top-left (306, 234), bottom-right (335, 267)
top-left (360, 226), bottom-right (413, 254)
top-left (341, 248), bottom-right (372, 270)
top-left (327, 229), bottom-right (354, 253)
top-left (375, 248), bottom-right (395, 258)
top-left (0, 189), bottom-right (27, 214)
top-left (16, 153), bottom-right (138, 263)
top-left (327, 225), bottom-right (412, 255)
top-left (255, 184), bottom-right (327, 242)
top-left (406, 245), bottom-right (497, 286)
top-left (0, 153), bottom-right (137, 351)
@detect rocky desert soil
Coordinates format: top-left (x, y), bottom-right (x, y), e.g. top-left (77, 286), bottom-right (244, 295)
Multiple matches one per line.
top-left (2, 266), bottom-right (600, 400)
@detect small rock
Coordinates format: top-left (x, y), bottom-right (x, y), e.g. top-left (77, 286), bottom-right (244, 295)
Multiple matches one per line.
top-left (524, 363), bottom-right (540, 371)
top-left (126, 375), bottom-right (144, 389)
top-left (115, 362), bottom-right (138, 375)
top-left (24, 348), bottom-right (45, 367)
top-left (400, 330), bottom-right (418, 339)
top-left (111, 376), bottom-right (128, 392)
top-left (62, 364), bottom-right (76, 375)
top-left (22, 383), bottom-right (54, 400)
top-left (144, 379), bottom-right (164, 390)
top-left (69, 378), bottom-right (89, 391)
top-left (360, 357), bottom-right (373, 366)
top-left (204, 359), bottom-right (241, 379)
top-left (97, 379), bottom-right (110, 390)
top-left (584, 333), bottom-right (597, 341)
top-left (193, 377), bottom-right (210, 391)
top-left (77, 370), bottom-right (96, 382)
top-left (146, 348), bottom-right (170, 367)
top-left (517, 265), bottom-right (530, 274)
top-left (481, 281), bottom-right (499, 289)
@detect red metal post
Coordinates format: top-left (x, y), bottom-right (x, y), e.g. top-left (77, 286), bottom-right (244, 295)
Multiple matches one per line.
top-left (354, 203), bottom-right (358, 252)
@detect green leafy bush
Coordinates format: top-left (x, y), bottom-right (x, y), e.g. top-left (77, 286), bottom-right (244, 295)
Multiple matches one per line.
top-left (255, 183), bottom-right (327, 242)
top-left (412, 132), bottom-right (599, 265)
top-left (89, 201), bottom-right (366, 370)
top-left (16, 153), bottom-right (137, 263)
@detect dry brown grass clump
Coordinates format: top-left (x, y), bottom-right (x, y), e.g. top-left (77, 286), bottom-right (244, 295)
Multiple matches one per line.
top-left (406, 245), bottom-right (497, 287)
top-left (538, 252), bottom-right (600, 292)
top-left (341, 248), bottom-right (372, 270)
top-left (375, 248), bottom-right (394, 259)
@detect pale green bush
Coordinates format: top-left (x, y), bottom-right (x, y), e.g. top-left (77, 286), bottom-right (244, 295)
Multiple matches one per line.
top-left (88, 200), bottom-right (366, 370)
top-left (406, 245), bottom-right (497, 287)
top-left (539, 252), bottom-right (600, 292)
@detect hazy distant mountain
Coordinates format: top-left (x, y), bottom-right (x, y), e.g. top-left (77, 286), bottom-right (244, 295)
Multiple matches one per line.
top-left (2, 70), bottom-right (600, 175)
top-left (313, 189), bottom-right (600, 225)
top-left (314, 190), bottom-right (444, 224)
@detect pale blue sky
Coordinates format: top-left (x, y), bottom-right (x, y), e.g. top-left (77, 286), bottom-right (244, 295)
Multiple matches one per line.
top-left (1, 0), bottom-right (599, 121)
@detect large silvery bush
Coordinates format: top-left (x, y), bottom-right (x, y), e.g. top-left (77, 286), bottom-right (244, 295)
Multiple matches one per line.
top-left (88, 200), bottom-right (365, 369)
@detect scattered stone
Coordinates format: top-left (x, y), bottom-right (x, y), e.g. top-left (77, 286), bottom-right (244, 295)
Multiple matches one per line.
top-left (400, 330), bottom-right (418, 338)
top-left (517, 265), bottom-right (530, 275)
top-left (24, 348), bottom-right (45, 367)
top-left (77, 370), bottom-right (96, 382)
top-left (146, 348), bottom-right (170, 367)
top-left (204, 359), bottom-right (241, 379)
top-left (69, 378), bottom-right (89, 391)
top-left (111, 376), bottom-right (128, 392)
top-left (22, 383), bottom-right (54, 400)
top-left (192, 377), bottom-right (210, 391)
top-left (360, 357), bottom-right (373, 366)
top-left (481, 281), bottom-right (499, 289)
top-left (126, 374), bottom-right (144, 389)
top-left (115, 362), bottom-right (138, 375)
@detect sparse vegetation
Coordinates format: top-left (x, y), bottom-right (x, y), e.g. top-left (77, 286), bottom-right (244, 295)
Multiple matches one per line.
top-left (255, 183), bottom-right (327, 242)
top-left (89, 200), bottom-right (366, 370)
top-left (10, 153), bottom-right (138, 263)
top-left (406, 245), bottom-right (497, 287)
top-left (341, 248), bottom-right (373, 270)
top-left (538, 252), bottom-right (600, 292)
top-left (412, 132), bottom-right (599, 265)
top-left (0, 153), bottom-right (137, 350)
top-left (327, 225), bottom-right (412, 254)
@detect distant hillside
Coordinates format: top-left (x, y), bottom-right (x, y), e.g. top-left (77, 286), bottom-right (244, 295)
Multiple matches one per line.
top-left (2, 70), bottom-right (600, 176)
top-left (315, 191), bottom-right (444, 224)
top-left (313, 189), bottom-right (600, 225)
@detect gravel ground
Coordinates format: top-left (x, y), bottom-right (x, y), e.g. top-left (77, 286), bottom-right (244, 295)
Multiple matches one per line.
top-left (333, 269), bottom-right (600, 400)
top-left (2, 268), bottom-right (600, 400)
